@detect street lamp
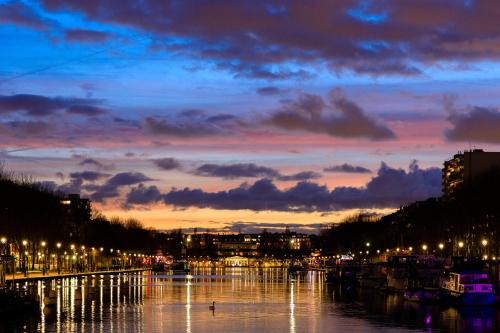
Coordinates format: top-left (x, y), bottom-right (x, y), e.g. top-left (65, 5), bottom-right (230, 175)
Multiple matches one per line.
top-left (366, 242), bottom-right (370, 247)
top-left (438, 243), bottom-right (444, 250)
top-left (56, 242), bottom-right (62, 274)
top-left (41, 241), bottom-right (47, 275)
top-left (482, 239), bottom-right (488, 247)
top-left (422, 244), bottom-right (428, 254)
top-left (22, 240), bottom-right (28, 276)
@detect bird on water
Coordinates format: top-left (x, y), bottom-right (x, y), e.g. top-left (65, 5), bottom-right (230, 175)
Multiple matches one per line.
top-left (209, 301), bottom-right (215, 311)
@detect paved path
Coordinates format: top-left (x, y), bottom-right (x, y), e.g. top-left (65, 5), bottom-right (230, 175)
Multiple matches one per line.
top-left (5, 268), bottom-right (148, 283)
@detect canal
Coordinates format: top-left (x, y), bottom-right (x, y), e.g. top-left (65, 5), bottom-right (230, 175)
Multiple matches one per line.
top-left (1, 268), bottom-right (499, 332)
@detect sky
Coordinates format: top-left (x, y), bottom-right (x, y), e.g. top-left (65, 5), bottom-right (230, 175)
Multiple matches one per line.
top-left (2, 0), bottom-right (500, 233)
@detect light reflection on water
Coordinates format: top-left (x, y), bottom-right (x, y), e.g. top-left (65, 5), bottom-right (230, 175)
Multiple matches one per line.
top-left (2, 268), bottom-right (500, 332)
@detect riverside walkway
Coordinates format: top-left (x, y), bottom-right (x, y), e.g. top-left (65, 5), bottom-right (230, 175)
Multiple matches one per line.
top-left (5, 268), bottom-right (148, 284)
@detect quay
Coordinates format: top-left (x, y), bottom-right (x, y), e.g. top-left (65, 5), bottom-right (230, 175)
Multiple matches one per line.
top-left (5, 268), bottom-right (148, 284)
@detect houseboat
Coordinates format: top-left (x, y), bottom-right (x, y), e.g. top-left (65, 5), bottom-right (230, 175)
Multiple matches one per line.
top-left (441, 271), bottom-right (496, 306)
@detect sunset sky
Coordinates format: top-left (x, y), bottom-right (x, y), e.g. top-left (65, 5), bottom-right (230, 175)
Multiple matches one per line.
top-left (2, 0), bottom-right (500, 233)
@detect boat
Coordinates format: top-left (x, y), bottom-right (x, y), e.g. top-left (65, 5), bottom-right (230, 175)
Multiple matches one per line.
top-left (403, 287), bottom-right (440, 303)
top-left (171, 261), bottom-right (190, 274)
top-left (386, 255), bottom-right (417, 292)
top-left (356, 262), bottom-right (386, 288)
top-left (440, 271), bottom-right (496, 306)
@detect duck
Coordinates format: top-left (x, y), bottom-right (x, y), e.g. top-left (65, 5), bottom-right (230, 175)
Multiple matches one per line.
top-left (209, 301), bottom-right (215, 311)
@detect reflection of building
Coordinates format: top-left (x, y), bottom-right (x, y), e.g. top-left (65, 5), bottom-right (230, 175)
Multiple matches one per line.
top-left (443, 149), bottom-right (500, 198)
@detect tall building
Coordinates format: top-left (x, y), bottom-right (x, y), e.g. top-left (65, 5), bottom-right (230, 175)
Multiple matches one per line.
top-left (443, 149), bottom-right (500, 198)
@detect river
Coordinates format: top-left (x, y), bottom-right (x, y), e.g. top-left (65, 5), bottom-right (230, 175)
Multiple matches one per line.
top-left (2, 268), bottom-right (499, 332)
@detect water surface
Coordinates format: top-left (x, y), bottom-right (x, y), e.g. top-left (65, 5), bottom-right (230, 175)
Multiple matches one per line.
top-left (3, 268), bottom-right (499, 332)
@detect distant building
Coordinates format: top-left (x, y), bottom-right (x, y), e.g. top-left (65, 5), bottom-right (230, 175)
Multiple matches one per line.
top-left (61, 194), bottom-right (92, 240)
top-left (182, 231), bottom-right (312, 258)
top-left (443, 149), bottom-right (500, 198)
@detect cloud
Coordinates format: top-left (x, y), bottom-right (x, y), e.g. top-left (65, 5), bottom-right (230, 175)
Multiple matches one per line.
top-left (193, 163), bottom-right (280, 179)
top-left (445, 106), bottom-right (500, 143)
top-left (78, 158), bottom-right (114, 170)
top-left (39, 0), bottom-right (500, 78)
top-left (277, 171), bottom-right (322, 181)
top-left (210, 221), bottom-right (323, 234)
top-left (144, 116), bottom-right (224, 137)
top-left (256, 86), bottom-right (290, 96)
top-left (0, 2), bottom-right (49, 30)
top-left (144, 112), bottom-right (244, 138)
top-left (324, 163), bottom-right (371, 173)
top-left (0, 94), bottom-right (102, 117)
top-left (267, 89), bottom-right (395, 140)
top-left (90, 172), bottom-right (153, 202)
top-left (126, 184), bottom-right (162, 205)
top-left (65, 105), bottom-right (107, 116)
top-left (69, 171), bottom-right (110, 181)
top-left (192, 163), bottom-right (321, 181)
top-left (153, 157), bottom-right (181, 170)
top-left (162, 161), bottom-right (441, 211)
top-left (64, 28), bottom-right (112, 43)
top-left (4, 120), bottom-right (54, 136)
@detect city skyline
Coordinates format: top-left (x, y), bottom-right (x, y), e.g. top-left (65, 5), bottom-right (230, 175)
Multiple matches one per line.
top-left (2, 1), bottom-right (500, 231)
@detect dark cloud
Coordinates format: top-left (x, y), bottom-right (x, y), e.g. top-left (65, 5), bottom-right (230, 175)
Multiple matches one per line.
top-left (66, 105), bottom-right (107, 116)
top-left (0, 94), bottom-right (101, 117)
top-left (40, 0), bottom-right (500, 78)
top-left (324, 163), bottom-right (372, 174)
top-left (192, 163), bottom-right (321, 181)
top-left (153, 157), bottom-right (181, 170)
top-left (0, 2), bottom-right (49, 30)
top-left (144, 114), bottom-right (242, 138)
top-left (276, 171), bottom-right (322, 181)
top-left (78, 158), bottom-right (114, 170)
top-left (210, 222), bottom-right (323, 234)
top-left (193, 163), bottom-right (280, 179)
top-left (330, 161), bottom-right (442, 209)
top-left (162, 161), bottom-right (441, 211)
top-left (256, 86), bottom-right (290, 96)
top-left (90, 172), bottom-right (153, 202)
top-left (445, 106), bottom-right (500, 143)
top-left (5, 121), bottom-right (54, 136)
top-left (69, 171), bottom-right (110, 181)
top-left (126, 184), bottom-right (162, 205)
top-left (64, 28), bottom-right (112, 43)
top-left (267, 89), bottom-right (395, 140)
top-left (144, 116), bottom-right (222, 137)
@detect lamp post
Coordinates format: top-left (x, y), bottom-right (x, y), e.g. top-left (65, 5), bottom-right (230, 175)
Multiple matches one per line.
top-left (422, 244), bottom-right (428, 255)
top-left (1, 237), bottom-right (7, 286)
top-left (56, 242), bottom-right (62, 274)
top-left (41, 241), bottom-right (47, 275)
top-left (458, 241), bottom-right (464, 256)
top-left (482, 239), bottom-right (488, 259)
top-left (438, 243), bottom-right (444, 256)
top-left (22, 240), bottom-right (28, 277)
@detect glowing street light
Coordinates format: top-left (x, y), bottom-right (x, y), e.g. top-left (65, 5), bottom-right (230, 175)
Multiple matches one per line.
top-left (438, 243), bottom-right (444, 250)
top-left (481, 239), bottom-right (488, 247)
top-left (0, 237), bottom-right (6, 244)
top-left (422, 244), bottom-right (428, 251)
top-left (365, 242), bottom-right (370, 247)
top-left (22, 240), bottom-right (28, 246)
top-left (41, 241), bottom-right (46, 247)
top-left (56, 242), bottom-right (62, 249)
top-left (458, 241), bottom-right (464, 248)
